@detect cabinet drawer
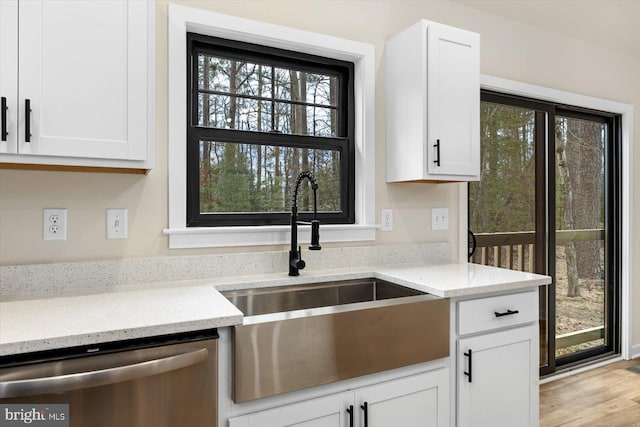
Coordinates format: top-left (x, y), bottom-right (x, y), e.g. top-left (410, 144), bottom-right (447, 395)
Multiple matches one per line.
top-left (458, 290), bottom-right (538, 335)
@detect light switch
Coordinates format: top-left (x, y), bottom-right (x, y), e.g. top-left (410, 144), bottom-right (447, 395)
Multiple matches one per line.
top-left (106, 208), bottom-right (128, 239)
top-left (431, 208), bottom-right (449, 230)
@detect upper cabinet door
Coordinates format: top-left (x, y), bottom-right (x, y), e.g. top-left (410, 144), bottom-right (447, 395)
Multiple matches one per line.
top-left (18, 0), bottom-right (149, 160)
top-left (385, 20), bottom-right (480, 182)
top-left (426, 24), bottom-right (480, 177)
top-left (0, 0), bottom-right (18, 154)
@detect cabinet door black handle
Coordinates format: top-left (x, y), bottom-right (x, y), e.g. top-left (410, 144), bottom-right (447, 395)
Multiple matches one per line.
top-left (360, 402), bottom-right (368, 427)
top-left (495, 309), bottom-right (520, 317)
top-left (1, 97), bottom-right (7, 141)
top-left (433, 139), bottom-right (441, 166)
top-left (346, 405), bottom-right (354, 427)
top-left (464, 349), bottom-right (473, 383)
top-left (25, 99), bottom-right (31, 142)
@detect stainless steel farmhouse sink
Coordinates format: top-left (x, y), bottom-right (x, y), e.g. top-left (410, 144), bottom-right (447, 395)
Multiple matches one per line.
top-left (222, 278), bottom-right (425, 316)
top-left (221, 278), bottom-right (450, 402)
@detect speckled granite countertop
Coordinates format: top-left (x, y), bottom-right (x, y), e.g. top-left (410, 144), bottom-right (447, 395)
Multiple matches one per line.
top-left (0, 262), bottom-right (550, 356)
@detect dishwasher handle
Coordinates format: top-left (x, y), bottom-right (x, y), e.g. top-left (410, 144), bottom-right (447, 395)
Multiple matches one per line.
top-left (0, 348), bottom-right (208, 398)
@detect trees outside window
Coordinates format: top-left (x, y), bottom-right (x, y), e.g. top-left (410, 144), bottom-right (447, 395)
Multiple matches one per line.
top-left (187, 34), bottom-right (354, 227)
top-left (469, 91), bottom-right (620, 372)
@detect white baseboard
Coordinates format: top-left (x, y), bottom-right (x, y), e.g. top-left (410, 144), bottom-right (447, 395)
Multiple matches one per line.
top-left (631, 344), bottom-right (640, 359)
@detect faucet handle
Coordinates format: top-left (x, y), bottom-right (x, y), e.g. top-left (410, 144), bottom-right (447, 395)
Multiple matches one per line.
top-left (295, 246), bottom-right (306, 269)
top-left (309, 220), bottom-right (321, 250)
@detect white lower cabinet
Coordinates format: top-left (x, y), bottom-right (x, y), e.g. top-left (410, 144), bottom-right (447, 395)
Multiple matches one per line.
top-left (228, 391), bottom-right (352, 427)
top-left (355, 369), bottom-right (449, 427)
top-left (455, 290), bottom-right (539, 427)
top-left (228, 368), bottom-right (449, 427)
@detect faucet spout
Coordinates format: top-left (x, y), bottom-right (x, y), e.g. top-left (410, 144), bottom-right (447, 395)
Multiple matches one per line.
top-left (289, 171), bottom-right (321, 276)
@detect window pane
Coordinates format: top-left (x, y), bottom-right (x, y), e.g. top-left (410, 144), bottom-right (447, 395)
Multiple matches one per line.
top-left (554, 116), bottom-right (607, 358)
top-left (199, 141), bottom-right (341, 214)
top-left (196, 53), bottom-right (339, 136)
top-left (307, 106), bottom-right (337, 137)
top-left (305, 73), bottom-right (337, 106)
top-left (272, 102), bottom-right (337, 137)
top-left (198, 55), bottom-right (273, 98)
top-left (198, 94), bottom-right (273, 131)
top-left (469, 102), bottom-right (536, 234)
top-left (198, 86), bottom-right (338, 136)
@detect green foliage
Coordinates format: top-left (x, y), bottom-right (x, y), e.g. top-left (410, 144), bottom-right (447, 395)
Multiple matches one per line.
top-left (469, 103), bottom-right (536, 233)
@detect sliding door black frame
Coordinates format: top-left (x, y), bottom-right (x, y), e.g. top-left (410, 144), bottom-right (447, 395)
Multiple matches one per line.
top-left (553, 109), bottom-right (621, 370)
top-left (474, 91), bottom-right (621, 376)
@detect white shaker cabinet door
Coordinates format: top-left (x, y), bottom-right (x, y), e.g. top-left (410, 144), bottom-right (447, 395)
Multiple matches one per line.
top-left (0, 0), bottom-right (18, 154)
top-left (228, 391), bottom-right (352, 427)
top-left (457, 325), bottom-right (539, 427)
top-left (17, 0), bottom-right (149, 160)
top-left (426, 23), bottom-right (480, 178)
top-left (385, 20), bottom-right (479, 182)
top-left (354, 369), bottom-right (449, 427)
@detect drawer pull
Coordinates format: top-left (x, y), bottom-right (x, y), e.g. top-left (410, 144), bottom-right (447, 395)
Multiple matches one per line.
top-left (464, 349), bottom-right (472, 382)
top-left (495, 309), bottom-right (520, 318)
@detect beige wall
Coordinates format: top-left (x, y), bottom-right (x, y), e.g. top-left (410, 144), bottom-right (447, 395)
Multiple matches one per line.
top-left (1, 1), bottom-right (638, 339)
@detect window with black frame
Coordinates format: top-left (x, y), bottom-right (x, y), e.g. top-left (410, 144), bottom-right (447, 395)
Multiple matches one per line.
top-left (186, 33), bottom-right (355, 227)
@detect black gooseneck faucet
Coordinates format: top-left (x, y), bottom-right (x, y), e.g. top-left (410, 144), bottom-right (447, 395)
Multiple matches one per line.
top-left (289, 171), bottom-right (321, 276)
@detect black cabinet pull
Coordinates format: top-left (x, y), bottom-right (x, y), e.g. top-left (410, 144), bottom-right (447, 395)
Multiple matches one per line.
top-left (25, 99), bottom-right (31, 142)
top-left (433, 139), bottom-right (441, 166)
top-left (464, 349), bottom-right (473, 383)
top-left (346, 405), bottom-right (354, 427)
top-left (360, 402), bottom-right (368, 427)
top-left (1, 97), bottom-right (7, 141)
top-left (495, 309), bottom-right (520, 317)
top-left (0, 96), bottom-right (9, 141)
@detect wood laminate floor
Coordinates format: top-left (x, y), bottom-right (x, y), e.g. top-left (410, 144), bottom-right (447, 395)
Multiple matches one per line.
top-left (540, 360), bottom-right (640, 426)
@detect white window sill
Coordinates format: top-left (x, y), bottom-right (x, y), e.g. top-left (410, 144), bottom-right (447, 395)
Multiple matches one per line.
top-left (163, 224), bottom-right (379, 249)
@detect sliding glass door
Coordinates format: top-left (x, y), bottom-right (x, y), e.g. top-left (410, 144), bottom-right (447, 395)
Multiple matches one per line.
top-left (553, 109), bottom-right (620, 367)
top-left (469, 91), bottom-right (620, 375)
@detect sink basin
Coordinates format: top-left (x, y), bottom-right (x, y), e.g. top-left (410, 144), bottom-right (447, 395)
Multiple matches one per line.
top-left (221, 278), bottom-right (424, 317)
top-left (221, 278), bottom-right (449, 403)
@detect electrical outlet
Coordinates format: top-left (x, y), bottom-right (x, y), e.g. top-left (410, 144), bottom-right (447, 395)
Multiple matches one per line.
top-left (43, 208), bottom-right (67, 240)
top-left (106, 208), bottom-right (128, 239)
top-left (431, 208), bottom-right (449, 230)
top-left (381, 209), bottom-right (393, 232)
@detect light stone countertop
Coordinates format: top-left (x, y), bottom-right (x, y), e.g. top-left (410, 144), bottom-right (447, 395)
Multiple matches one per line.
top-left (0, 284), bottom-right (243, 356)
top-left (0, 262), bottom-right (551, 357)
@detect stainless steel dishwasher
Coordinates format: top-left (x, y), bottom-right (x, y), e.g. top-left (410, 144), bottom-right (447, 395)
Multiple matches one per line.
top-left (0, 329), bottom-right (218, 427)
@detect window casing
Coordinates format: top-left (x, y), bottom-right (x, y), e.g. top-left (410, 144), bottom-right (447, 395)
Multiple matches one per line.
top-left (187, 33), bottom-right (355, 227)
top-left (166, 5), bottom-right (376, 249)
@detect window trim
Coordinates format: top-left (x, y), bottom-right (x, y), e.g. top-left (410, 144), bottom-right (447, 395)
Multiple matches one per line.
top-left (186, 33), bottom-right (355, 227)
top-left (166, 4), bottom-right (376, 248)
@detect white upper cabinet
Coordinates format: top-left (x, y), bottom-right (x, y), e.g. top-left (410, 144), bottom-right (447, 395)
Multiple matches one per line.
top-left (0, 1), bottom-right (19, 155)
top-left (0, 0), bottom-right (154, 170)
top-left (386, 20), bottom-right (479, 182)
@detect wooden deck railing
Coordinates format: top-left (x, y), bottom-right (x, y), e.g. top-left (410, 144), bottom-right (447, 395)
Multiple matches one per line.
top-left (470, 228), bottom-right (605, 273)
top-left (471, 228), bottom-right (606, 350)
